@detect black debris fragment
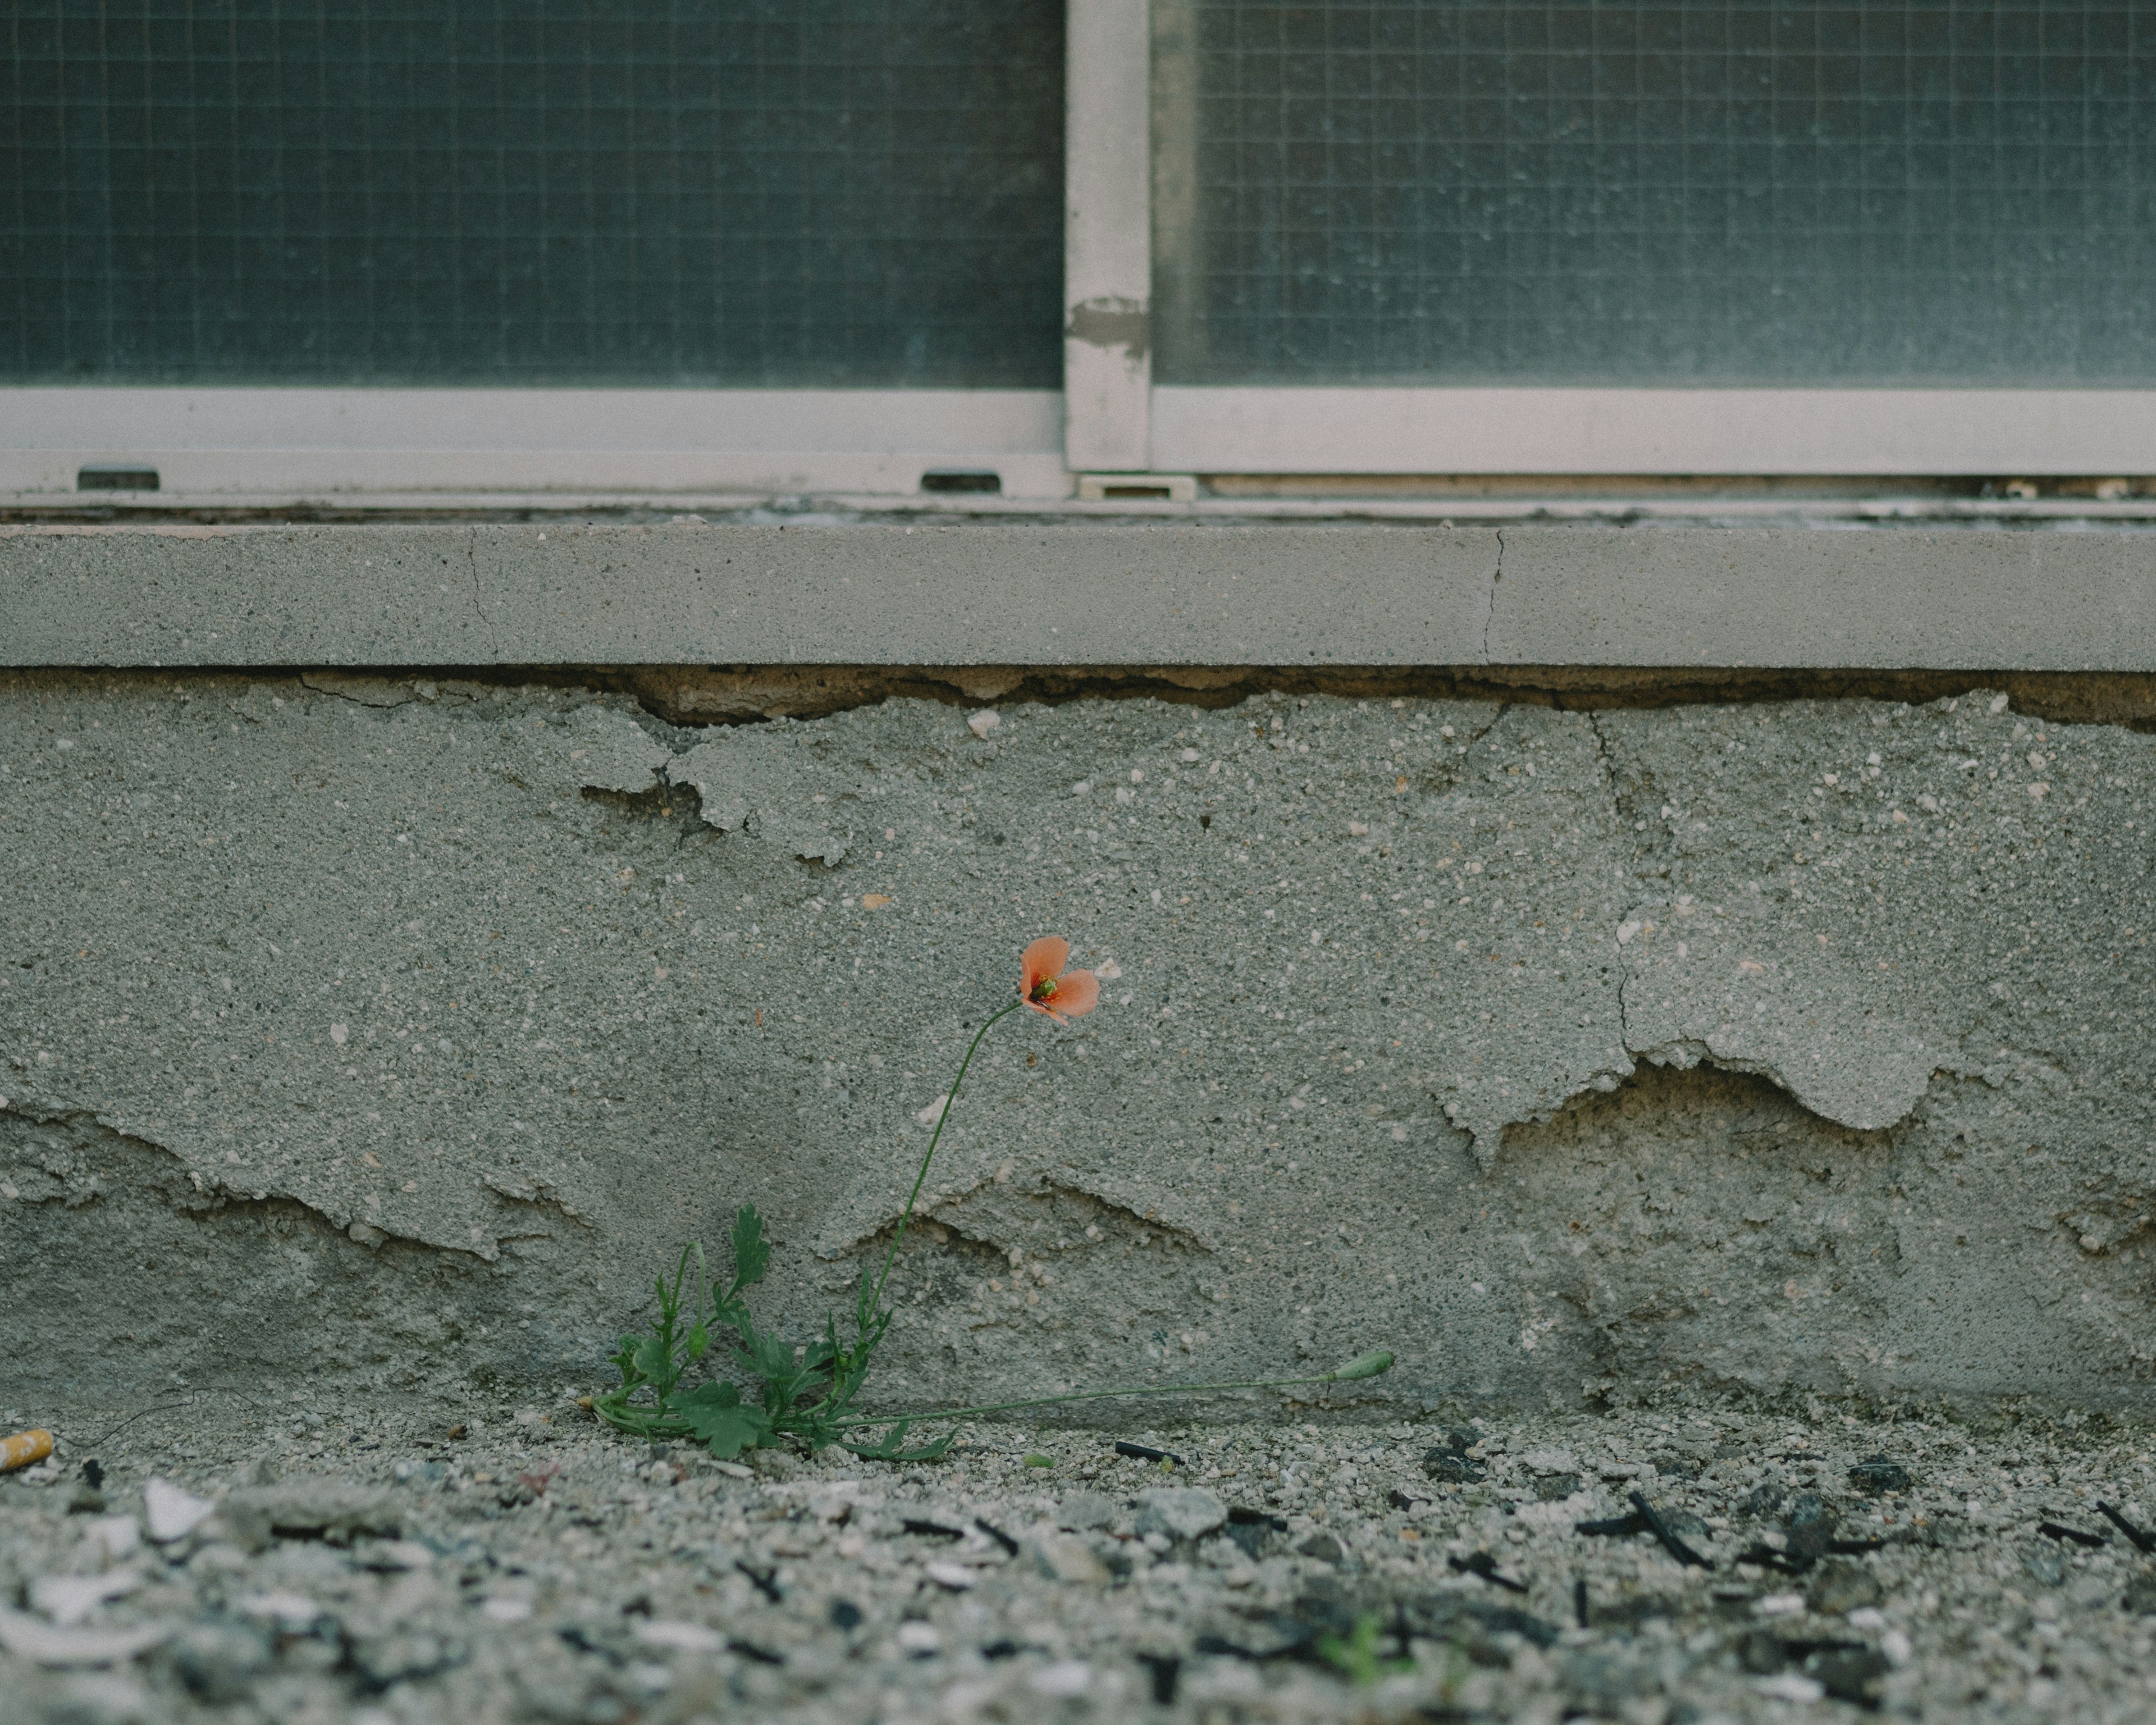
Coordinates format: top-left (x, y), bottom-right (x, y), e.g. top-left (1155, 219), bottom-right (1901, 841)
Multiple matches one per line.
top-left (1421, 1429), bottom-right (1487, 1484)
top-left (2098, 1502), bottom-right (2156, 1554)
top-left (1810, 1646), bottom-right (1892, 1708)
top-left (1449, 1551), bottom-right (1529, 1595)
top-left (1422, 1449), bottom-right (1486, 1485)
top-left (1388, 1489), bottom-right (1426, 1513)
top-left (735, 1560), bottom-right (783, 1603)
top-left (2039, 1519), bottom-right (2109, 1549)
top-left (1629, 1492), bottom-right (1714, 1570)
top-left (828, 1599), bottom-right (862, 1631)
top-left (974, 1517), bottom-right (1020, 1557)
top-left (81, 1459), bottom-right (105, 1491)
top-left (1575, 1511), bottom-right (1648, 1539)
top-left (1740, 1480), bottom-right (1788, 1519)
top-left (1736, 1532), bottom-right (1883, 1577)
top-left (1574, 1577), bottom-right (1589, 1630)
top-left (556, 1626), bottom-right (625, 1667)
top-left (1114, 1441), bottom-right (1184, 1465)
top-left (1225, 1504), bottom-right (1290, 1559)
top-left (901, 1518), bottom-right (965, 1541)
top-left (728, 1639), bottom-right (785, 1666)
top-left (1136, 1653), bottom-right (1181, 1704)
top-left (1847, 1456), bottom-right (1911, 1496)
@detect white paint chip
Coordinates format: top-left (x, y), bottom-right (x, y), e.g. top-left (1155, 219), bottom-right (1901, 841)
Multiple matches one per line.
top-left (0, 1608), bottom-right (172, 1668)
top-left (141, 1478), bottom-right (216, 1544)
top-left (1029, 1659), bottom-right (1094, 1697)
top-left (634, 1618), bottom-right (724, 1653)
top-left (30, 1573), bottom-right (138, 1627)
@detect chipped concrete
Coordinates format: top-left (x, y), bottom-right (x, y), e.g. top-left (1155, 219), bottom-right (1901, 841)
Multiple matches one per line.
top-left (2, 673), bottom-right (2151, 1413)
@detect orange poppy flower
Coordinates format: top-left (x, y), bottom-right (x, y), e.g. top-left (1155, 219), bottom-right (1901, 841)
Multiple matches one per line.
top-left (1020, 936), bottom-right (1099, 1023)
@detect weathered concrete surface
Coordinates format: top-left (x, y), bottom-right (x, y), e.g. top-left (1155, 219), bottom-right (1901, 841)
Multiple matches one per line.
top-left (2, 674), bottom-right (2152, 1412)
top-left (6, 519), bottom-right (2156, 669)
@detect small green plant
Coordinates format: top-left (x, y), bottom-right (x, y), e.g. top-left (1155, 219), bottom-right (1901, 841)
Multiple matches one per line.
top-left (595, 935), bottom-right (1394, 1459)
top-left (598, 1203), bottom-right (951, 1461)
top-left (1314, 1613), bottom-right (1415, 1686)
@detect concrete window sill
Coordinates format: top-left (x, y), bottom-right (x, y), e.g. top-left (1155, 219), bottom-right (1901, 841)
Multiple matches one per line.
top-left (3, 516), bottom-right (2153, 673)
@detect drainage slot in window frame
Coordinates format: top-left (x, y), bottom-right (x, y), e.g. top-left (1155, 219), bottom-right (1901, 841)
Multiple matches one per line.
top-left (77, 467), bottom-right (161, 492)
top-left (920, 469), bottom-right (1001, 495)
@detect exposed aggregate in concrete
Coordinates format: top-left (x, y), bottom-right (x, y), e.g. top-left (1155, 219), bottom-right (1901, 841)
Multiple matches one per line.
top-left (7, 1399), bottom-right (2156, 1724)
top-left (2, 675), bottom-right (2153, 1410)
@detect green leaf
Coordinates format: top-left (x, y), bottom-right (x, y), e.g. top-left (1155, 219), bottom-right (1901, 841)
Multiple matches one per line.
top-left (729, 1206), bottom-right (771, 1293)
top-left (740, 1327), bottom-right (797, 1386)
top-left (1332, 1350), bottom-right (1395, 1381)
top-left (840, 1421), bottom-right (955, 1464)
top-left (675, 1381), bottom-right (771, 1459)
top-left (1314, 1613), bottom-right (1409, 1686)
top-left (633, 1331), bottom-right (673, 1387)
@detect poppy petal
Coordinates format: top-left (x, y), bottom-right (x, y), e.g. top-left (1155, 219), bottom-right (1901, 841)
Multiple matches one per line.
top-left (1048, 969), bottom-right (1099, 1019)
top-left (1021, 935), bottom-right (1070, 995)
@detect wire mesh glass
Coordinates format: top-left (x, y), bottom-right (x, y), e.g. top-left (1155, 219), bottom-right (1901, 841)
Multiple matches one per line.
top-left (2, 1), bottom-right (1063, 387)
top-left (1154, 1), bottom-right (2156, 386)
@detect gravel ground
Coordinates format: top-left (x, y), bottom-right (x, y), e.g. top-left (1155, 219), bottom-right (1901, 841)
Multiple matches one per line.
top-left (5, 1397), bottom-right (2156, 1724)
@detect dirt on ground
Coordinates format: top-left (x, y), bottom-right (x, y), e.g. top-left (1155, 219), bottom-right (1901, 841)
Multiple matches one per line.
top-left (4, 1394), bottom-right (2155, 1724)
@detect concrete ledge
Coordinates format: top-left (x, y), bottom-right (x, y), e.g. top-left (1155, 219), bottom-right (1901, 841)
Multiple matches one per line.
top-left (4, 520), bottom-right (2154, 670)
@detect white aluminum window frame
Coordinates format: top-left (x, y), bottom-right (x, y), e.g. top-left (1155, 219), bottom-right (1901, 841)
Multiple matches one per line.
top-left (7, 1), bottom-right (2153, 506)
top-left (0, 389), bottom-right (1068, 504)
top-left (1068, 0), bottom-right (2156, 480)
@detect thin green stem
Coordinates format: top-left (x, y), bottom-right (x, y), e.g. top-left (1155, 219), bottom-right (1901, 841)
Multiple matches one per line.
top-left (829, 1367), bottom-right (1368, 1431)
top-left (865, 997), bottom-right (1023, 1319)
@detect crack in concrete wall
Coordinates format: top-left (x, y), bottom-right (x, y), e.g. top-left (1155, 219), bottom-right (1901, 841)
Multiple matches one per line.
top-left (3, 670), bottom-right (2152, 1409)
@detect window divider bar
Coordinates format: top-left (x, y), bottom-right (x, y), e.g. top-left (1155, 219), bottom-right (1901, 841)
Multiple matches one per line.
top-left (1063, 0), bottom-right (1153, 472)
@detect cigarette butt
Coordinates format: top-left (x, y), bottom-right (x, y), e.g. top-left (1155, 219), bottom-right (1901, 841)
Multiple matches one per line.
top-left (1, 1429), bottom-right (53, 1472)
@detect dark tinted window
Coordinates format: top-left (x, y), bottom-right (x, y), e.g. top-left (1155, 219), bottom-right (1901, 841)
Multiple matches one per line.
top-left (3, 1), bottom-right (1064, 386)
top-left (1155, 1), bottom-right (2156, 385)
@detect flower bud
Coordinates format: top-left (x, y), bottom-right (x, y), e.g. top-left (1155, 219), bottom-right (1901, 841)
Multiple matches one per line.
top-left (1332, 1350), bottom-right (1394, 1381)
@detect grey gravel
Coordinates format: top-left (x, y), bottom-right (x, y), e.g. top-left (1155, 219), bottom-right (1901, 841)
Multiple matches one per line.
top-left (8, 1396), bottom-right (2156, 1722)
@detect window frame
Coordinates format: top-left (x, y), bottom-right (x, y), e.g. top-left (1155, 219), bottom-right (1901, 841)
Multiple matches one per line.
top-left (1065, 0), bottom-right (2156, 481)
top-left (8, 1), bottom-right (2155, 504)
top-left (0, 388), bottom-right (1066, 501)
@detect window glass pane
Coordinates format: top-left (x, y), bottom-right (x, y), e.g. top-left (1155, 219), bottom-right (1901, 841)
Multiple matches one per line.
top-left (2, 1), bottom-right (1063, 386)
top-left (1154, 1), bottom-right (2156, 385)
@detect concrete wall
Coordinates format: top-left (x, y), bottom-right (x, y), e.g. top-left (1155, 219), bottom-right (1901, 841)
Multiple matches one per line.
top-left (4, 667), bottom-right (2151, 1414)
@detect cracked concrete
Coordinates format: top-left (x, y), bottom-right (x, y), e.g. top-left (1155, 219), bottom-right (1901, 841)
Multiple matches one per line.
top-left (2, 672), bottom-right (2152, 1414)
